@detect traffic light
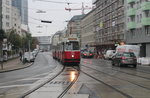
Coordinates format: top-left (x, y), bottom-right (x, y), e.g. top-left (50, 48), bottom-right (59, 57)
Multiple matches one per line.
top-left (41, 20), bottom-right (52, 23)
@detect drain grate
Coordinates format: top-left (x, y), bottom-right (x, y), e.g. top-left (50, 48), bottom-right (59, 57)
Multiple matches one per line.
top-left (49, 81), bottom-right (70, 85)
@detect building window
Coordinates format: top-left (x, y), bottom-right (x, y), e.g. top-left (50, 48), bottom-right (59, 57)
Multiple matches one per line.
top-left (137, 15), bottom-right (139, 23)
top-left (6, 15), bottom-right (10, 19)
top-left (137, 1), bottom-right (139, 9)
top-left (6, 22), bottom-right (9, 27)
top-left (6, 0), bottom-right (9, 5)
top-left (131, 16), bottom-right (135, 21)
top-left (6, 7), bottom-right (10, 13)
top-left (145, 10), bottom-right (150, 17)
top-left (145, 26), bottom-right (150, 35)
top-left (131, 29), bottom-right (136, 37)
top-left (140, 14), bottom-right (142, 22)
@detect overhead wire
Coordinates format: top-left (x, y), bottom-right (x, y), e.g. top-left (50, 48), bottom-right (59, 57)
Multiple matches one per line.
top-left (33, 0), bottom-right (78, 4)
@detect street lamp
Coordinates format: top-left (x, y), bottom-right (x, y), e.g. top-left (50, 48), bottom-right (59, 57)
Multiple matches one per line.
top-left (36, 10), bottom-right (46, 13)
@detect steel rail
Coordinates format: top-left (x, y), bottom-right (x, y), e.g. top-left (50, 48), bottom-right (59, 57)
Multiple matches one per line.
top-left (82, 60), bottom-right (150, 80)
top-left (81, 64), bottom-right (150, 90)
top-left (57, 66), bottom-right (80, 98)
top-left (79, 66), bottom-right (133, 98)
top-left (19, 66), bottom-right (65, 98)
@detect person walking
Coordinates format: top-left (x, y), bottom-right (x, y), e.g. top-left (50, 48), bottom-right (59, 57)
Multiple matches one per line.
top-left (19, 51), bottom-right (22, 61)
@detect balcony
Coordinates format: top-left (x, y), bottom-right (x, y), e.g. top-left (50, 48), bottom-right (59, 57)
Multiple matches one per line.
top-left (127, 0), bottom-right (136, 4)
top-left (141, 2), bottom-right (150, 11)
top-left (141, 17), bottom-right (150, 26)
top-left (127, 8), bottom-right (136, 16)
top-left (127, 22), bottom-right (136, 29)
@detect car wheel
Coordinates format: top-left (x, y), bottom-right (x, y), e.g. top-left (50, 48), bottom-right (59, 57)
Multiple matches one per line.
top-left (112, 61), bottom-right (115, 66)
top-left (133, 64), bottom-right (137, 68)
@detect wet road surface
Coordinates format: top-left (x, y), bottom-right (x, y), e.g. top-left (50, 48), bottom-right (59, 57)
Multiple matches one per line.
top-left (0, 52), bottom-right (150, 98)
top-left (0, 52), bottom-right (62, 98)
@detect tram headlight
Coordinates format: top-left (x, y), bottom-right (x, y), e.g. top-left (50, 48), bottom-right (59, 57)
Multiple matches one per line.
top-left (72, 55), bottom-right (74, 58)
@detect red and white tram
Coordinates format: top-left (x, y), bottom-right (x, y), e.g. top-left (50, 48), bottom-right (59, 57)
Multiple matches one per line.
top-left (52, 37), bottom-right (80, 65)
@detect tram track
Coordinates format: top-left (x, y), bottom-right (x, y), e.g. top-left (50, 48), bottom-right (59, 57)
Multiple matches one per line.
top-left (81, 64), bottom-right (150, 90)
top-left (19, 65), bottom-right (65, 98)
top-left (84, 59), bottom-right (150, 74)
top-left (57, 66), bottom-right (80, 98)
top-left (74, 66), bottom-right (133, 98)
top-left (123, 67), bottom-right (150, 74)
top-left (111, 67), bottom-right (150, 80)
top-left (82, 60), bottom-right (150, 80)
top-left (19, 65), bottom-right (80, 98)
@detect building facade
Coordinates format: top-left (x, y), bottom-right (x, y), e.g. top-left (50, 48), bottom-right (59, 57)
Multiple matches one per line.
top-left (37, 36), bottom-right (51, 51)
top-left (67, 15), bottom-right (85, 38)
top-left (0, 0), bottom-right (2, 29)
top-left (0, 0), bottom-right (12, 32)
top-left (12, 0), bottom-right (28, 25)
top-left (125, 0), bottom-right (150, 57)
top-left (93, 0), bottom-right (125, 53)
top-left (11, 6), bottom-right (21, 36)
top-left (81, 10), bottom-right (95, 51)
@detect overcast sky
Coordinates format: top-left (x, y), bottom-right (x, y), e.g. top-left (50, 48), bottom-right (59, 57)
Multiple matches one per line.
top-left (28, 0), bottom-right (92, 37)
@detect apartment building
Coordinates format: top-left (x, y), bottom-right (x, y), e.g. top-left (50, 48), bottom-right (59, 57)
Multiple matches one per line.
top-left (12, 0), bottom-right (28, 25)
top-left (0, 0), bottom-right (12, 32)
top-left (125, 0), bottom-right (150, 57)
top-left (67, 15), bottom-right (85, 38)
top-left (81, 10), bottom-right (95, 50)
top-left (93, 0), bottom-right (125, 53)
top-left (11, 6), bottom-right (21, 36)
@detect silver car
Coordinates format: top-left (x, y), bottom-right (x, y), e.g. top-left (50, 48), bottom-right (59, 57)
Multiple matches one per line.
top-left (112, 52), bottom-right (137, 68)
top-left (23, 52), bottom-right (35, 62)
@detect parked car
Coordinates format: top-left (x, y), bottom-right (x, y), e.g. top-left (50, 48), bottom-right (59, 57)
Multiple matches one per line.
top-left (22, 52), bottom-right (35, 62)
top-left (112, 52), bottom-right (137, 68)
top-left (32, 49), bottom-right (38, 57)
top-left (81, 51), bottom-right (94, 58)
top-left (104, 50), bottom-right (115, 60)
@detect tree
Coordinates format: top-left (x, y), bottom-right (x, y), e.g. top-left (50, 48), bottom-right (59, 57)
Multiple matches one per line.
top-left (0, 29), bottom-right (6, 41)
top-left (7, 30), bottom-right (22, 49)
top-left (31, 37), bottom-right (39, 50)
top-left (0, 29), bottom-right (6, 69)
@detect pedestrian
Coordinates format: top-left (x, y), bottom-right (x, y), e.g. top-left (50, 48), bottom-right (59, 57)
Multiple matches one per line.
top-left (19, 51), bottom-right (22, 61)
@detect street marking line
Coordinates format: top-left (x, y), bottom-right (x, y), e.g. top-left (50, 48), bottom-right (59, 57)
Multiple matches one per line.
top-left (0, 84), bottom-right (32, 89)
top-left (0, 72), bottom-right (49, 85)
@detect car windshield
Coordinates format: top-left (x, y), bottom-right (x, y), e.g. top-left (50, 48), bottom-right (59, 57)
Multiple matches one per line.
top-left (123, 52), bottom-right (135, 57)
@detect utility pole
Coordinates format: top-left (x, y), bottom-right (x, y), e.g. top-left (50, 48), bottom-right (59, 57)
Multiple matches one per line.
top-left (81, 2), bottom-right (85, 15)
top-left (29, 40), bottom-right (31, 61)
top-left (0, 41), bottom-right (3, 70)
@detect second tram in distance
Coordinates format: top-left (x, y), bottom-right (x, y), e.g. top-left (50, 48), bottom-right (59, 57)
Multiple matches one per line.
top-left (52, 36), bottom-right (80, 65)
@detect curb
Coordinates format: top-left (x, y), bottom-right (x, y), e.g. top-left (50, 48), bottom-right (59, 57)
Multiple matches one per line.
top-left (0, 63), bottom-right (33, 73)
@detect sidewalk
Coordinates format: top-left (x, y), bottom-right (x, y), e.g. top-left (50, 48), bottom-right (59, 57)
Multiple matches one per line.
top-left (0, 58), bottom-right (32, 73)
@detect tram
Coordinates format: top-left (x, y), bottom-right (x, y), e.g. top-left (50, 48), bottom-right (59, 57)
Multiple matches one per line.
top-left (52, 36), bottom-right (80, 65)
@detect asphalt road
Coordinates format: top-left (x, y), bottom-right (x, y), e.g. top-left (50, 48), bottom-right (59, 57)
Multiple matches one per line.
top-left (0, 52), bottom-right (59, 94)
top-left (0, 53), bottom-right (150, 98)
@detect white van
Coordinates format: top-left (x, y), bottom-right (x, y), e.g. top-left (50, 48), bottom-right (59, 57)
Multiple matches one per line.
top-left (116, 45), bottom-right (140, 58)
top-left (104, 50), bottom-right (115, 60)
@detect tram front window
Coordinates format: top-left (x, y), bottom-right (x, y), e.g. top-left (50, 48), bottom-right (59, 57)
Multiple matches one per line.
top-left (65, 42), bottom-right (79, 50)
